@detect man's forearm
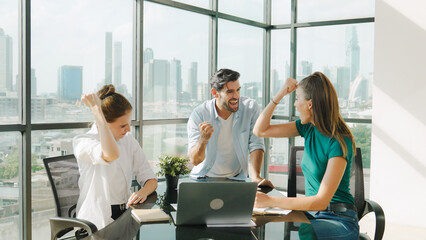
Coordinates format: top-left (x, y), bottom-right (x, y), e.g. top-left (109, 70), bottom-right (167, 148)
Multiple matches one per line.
top-left (189, 139), bottom-right (208, 166)
top-left (249, 149), bottom-right (264, 180)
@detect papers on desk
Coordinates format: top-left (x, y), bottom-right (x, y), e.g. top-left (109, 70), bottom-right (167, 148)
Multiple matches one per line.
top-left (131, 208), bottom-right (170, 223)
top-left (252, 207), bottom-right (291, 216)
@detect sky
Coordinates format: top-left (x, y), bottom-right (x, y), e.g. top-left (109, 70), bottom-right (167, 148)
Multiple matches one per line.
top-left (0, 0), bottom-right (375, 95)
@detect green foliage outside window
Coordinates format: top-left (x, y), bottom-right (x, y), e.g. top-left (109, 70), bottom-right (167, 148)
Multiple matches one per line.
top-left (0, 148), bottom-right (43, 180)
top-left (351, 124), bottom-right (371, 168)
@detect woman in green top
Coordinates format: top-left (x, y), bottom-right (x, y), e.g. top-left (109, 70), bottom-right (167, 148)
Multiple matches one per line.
top-left (253, 72), bottom-right (359, 239)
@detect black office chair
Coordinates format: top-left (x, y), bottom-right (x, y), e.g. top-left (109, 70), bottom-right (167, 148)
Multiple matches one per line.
top-left (43, 154), bottom-right (97, 240)
top-left (287, 146), bottom-right (385, 240)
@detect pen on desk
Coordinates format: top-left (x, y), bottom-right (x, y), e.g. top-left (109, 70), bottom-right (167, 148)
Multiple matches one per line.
top-left (258, 179), bottom-right (265, 186)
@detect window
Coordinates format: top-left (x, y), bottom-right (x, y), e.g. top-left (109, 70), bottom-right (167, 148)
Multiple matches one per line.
top-left (31, 0), bottom-right (134, 123)
top-left (143, 2), bottom-right (209, 120)
top-left (0, 132), bottom-right (20, 238)
top-left (272, 0), bottom-right (291, 25)
top-left (218, 19), bottom-right (264, 105)
top-left (298, 0), bottom-right (375, 22)
top-left (297, 23), bottom-right (374, 119)
top-left (0, 1), bottom-right (19, 124)
top-left (219, 0), bottom-right (264, 22)
top-left (31, 129), bottom-right (87, 240)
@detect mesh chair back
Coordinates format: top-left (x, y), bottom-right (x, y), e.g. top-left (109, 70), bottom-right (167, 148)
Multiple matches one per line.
top-left (43, 155), bottom-right (80, 218)
top-left (288, 146), bottom-right (366, 219)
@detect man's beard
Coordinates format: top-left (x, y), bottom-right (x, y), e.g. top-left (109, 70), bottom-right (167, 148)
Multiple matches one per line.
top-left (223, 98), bottom-right (239, 112)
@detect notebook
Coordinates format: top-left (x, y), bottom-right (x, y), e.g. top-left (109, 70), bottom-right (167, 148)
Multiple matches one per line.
top-left (172, 181), bottom-right (257, 226)
top-left (131, 208), bottom-right (170, 223)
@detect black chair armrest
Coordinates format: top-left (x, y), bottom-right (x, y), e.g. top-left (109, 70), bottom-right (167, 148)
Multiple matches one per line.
top-left (360, 199), bottom-right (385, 240)
top-left (50, 217), bottom-right (98, 240)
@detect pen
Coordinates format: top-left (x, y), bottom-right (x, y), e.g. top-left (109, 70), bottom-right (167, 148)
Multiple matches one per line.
top-left (258, 179), bottom-right (265, 186)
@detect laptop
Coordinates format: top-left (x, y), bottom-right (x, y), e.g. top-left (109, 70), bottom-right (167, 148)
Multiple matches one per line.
top-left (172, 181), bottom-right (257, 226)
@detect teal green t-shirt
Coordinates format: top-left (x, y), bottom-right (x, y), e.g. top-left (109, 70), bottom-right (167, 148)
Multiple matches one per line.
top-left (295, 119), bottom-right (354, 205)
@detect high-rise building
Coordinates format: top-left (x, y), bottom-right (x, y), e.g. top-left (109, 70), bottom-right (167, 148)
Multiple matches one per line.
top-left (113, 41), bottom-right (122, 86)
top-left (345, 26), bottom-right (360, 82)
top-left (188, 62), bottom-right (198, 100)
top-left (105, 32), bottom-right (113, 85)
top-left (299, 60), bottom-right (313, 77)
top-left (143, 48), bottom-right (154, 64)
top-left (0, 28), bottom-right (13, 92)
top-left (336, 66), bottom-right (350, 100)
top-left (170, 58), bottom-right (182, 101)
top-left (57, 65), bottom-right (83, 101)
top-left (144, 59), bottom-right (170, 103)
top-left (31, 68), bottom-right (37, 96)
top-left (271, 69), bottom-right (280, 95)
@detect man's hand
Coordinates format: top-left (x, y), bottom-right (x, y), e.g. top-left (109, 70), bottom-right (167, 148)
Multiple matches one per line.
top-left (199, 122), bottom-right (214, 142)
top-left (255, 177), bottom-right (275, 189)
top-left (127, 190), bottom-right (148, 207)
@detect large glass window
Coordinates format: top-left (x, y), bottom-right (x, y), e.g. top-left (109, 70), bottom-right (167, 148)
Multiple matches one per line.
top-left (0, 132), bottom-right (20, 239)
top-left (31, 129), bottom-right (88, 240)
top-left (297, 23), bottom-right (374, 119)
top-left (31, 0), bottom-right (133, 123)
top-left (0, 1), bottom-right (19, 124)
top-left (218, 19), bottom-right (264, 105)
top-left (172, 0), bottom-right (210, 9)
top-left (219, 0), bottom-right (264, 22)
top-left (143, 2), bottom-right (209, 120)
top-left (272, 0), bottom-right (291, 25)
top-left (270, 29), bottom-right (291, 115)
top-left (298, 0), bottom-right (375, 23)
top-left (142, 124), bottom-right (188, 176)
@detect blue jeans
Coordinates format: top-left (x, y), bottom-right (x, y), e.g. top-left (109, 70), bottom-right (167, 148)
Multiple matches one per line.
top-left (301, 209), bottom-right (359, 240)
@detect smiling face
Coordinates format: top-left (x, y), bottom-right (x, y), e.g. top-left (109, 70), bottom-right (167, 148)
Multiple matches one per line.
top-left (213, 80), bottom-right (241, 115)
top-left (107, 110), bottom-right (132, 140)
top-left (294, 87), bottom-right (313, 124)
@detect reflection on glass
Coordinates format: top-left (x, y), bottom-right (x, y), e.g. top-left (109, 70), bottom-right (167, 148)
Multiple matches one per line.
top-left (270, 30), bottom-right (291, 116)
top-left (219, 0), bottom-right (264, 22)
top-left (143, 2), bottom-right (209, 120)
top-left (0, 2), bottom-right (19, 124)
top-left (218, 19), bottom-right (264, 106)
top-left (172, 0), bottom-right (210, 9)
top-left (298, 0), bottom-right (375, 22)
top-left (0, 132), bottom-right (20, 238)
top-left (31, 0), bottom-right (133, 123)
top-left (271, 0), bottom-right (291, 25)
top-left (143, 124), bottom-right (188, 176)
top-left (297, 23), bottom-right (374, 119)
top-left (31, 129), bottom-right (88, 240)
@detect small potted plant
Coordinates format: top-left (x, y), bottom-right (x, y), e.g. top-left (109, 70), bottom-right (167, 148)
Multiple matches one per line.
top-left (156, 154), bottom-right (191, 190)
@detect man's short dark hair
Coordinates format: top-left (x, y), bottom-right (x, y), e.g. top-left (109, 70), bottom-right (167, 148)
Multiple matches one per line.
top-left (210, 69), bottom-right (240, 91)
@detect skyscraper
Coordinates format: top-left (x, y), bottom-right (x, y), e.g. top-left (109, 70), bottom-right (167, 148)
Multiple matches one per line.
top-left (143, 48), bottom-right (154, 64)
top-left (31, 68), bottom-right (37, 96)
top-left (170, 58), bottom-right (182, 101)
top-left (188, 62), bottom-right (198, 100)
top-left (336, 66), bottom-right (350, 100)
top-left (113, 41), bottom-right (122, 86)
top-left (58, 65), bottom-right (83, 101)
top-left (0, 28), bottom-right (13, 92)
top-left (144, 59), bottom-right (170, 102)
top-left (345, 26), bottom-right (360, 82)
top-left (105, 32), bottom-right (113, 85)
top-left (299, 60), bottom-right (313, 77)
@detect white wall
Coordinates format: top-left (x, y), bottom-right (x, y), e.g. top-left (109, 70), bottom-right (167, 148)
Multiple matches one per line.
top-left (372, 0), bottom-right (426, 228)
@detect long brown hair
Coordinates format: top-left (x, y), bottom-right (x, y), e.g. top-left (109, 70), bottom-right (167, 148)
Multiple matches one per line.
top-left (299, 72), bottom-right (356, 157)
top-left (96, 84), bottom-right (132, 123)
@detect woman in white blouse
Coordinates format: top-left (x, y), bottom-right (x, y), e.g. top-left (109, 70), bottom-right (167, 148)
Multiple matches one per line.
top-left (73, 84), bottom-right (157, 229)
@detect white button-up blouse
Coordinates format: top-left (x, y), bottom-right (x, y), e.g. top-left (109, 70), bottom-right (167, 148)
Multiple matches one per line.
top-left (72, 124), bottom-right (156, 229)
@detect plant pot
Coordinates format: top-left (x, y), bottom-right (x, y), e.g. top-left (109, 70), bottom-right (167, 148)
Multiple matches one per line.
top-left (165, 174), bottom-right (179, 190)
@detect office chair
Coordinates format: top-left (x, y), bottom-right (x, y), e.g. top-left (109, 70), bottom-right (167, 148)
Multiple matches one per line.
top-left (287, 146), bottom-right (385, 240)
top-left (43, 154), bottom-right (97, 240)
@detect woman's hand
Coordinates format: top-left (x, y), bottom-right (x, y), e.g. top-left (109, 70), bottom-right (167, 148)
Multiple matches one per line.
top-left (273, 78), bottom-right (298, 103)
top-left (127, 189), bottom-right (148, 207)
top-left (81, 93), bottom-right (102, 111)
top-left (254, 192), bottom-right (272, 208)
